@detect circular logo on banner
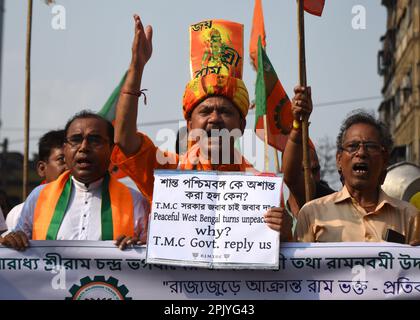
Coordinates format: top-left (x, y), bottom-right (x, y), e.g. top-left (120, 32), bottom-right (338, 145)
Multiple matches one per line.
top-left (66, 276), bottom-right (131, 300)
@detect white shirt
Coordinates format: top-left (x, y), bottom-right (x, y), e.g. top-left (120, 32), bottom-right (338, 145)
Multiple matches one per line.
top-left (15, 176), bottom-right (150, 240)
top-left (5, 202), bottom-right (24, 231)
top-left (0, 207), bottom-right (6, 232)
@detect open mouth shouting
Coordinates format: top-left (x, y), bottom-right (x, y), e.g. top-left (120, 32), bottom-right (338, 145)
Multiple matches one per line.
top-left (75, 157), bottom-right (93, 170)
top-left (352, 162), bottom-right (369, 177)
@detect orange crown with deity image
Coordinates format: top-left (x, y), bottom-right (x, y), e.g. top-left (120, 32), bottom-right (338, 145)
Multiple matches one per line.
top-left (182, 19), bottom-right (250, 120)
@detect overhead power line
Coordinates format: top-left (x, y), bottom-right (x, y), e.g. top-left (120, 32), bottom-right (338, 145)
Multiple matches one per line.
top-left (314, 95), bottom-right (381, 108)
top-left (2, 95), bottom-right (383, 134)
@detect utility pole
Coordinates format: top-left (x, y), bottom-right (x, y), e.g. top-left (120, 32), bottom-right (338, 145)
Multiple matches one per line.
top-left (23, 0), bottom-right (33, 200)
top-left (0, 0), bottom-right (4, 133)
top-left (0, 138), bottom-right (7, 190)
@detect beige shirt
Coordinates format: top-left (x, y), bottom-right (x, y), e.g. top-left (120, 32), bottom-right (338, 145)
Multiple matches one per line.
top-left (297, 186), bottom-right (419, 243)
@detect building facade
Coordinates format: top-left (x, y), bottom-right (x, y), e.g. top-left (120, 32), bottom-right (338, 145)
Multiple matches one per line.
top-left (378, 0), bottom-right (420, 165)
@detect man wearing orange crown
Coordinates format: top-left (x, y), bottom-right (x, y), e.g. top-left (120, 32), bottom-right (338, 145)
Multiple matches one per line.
top-left (112, 15), bottom-right (293, 248)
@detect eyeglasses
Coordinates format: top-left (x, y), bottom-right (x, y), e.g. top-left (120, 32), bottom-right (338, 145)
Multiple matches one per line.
top-left (65, 134), bottom-right (109, 148)
top-left (340, 141), bottom-right (384, 155)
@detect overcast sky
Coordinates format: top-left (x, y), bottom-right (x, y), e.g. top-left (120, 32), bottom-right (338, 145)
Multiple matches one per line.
top-left (0, 0), bottom-right (386, 183)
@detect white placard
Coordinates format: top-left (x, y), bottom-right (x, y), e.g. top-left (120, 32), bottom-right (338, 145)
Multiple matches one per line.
top-left (146, 170), bottom-right (283, 269)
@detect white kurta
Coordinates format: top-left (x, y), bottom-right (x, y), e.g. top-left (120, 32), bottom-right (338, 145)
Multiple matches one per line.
top-left (15, 176), bottom-right (149, 240)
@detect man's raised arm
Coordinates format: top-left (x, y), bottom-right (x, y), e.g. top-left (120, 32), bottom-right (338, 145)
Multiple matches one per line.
top-left (282, 86), bottom-right (315, 209)
top-left (114, 14), bottom-right (153, 156)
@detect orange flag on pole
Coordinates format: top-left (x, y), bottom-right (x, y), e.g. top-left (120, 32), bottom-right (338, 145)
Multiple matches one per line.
top-left (251, 0), bottom-right (293, 152)
top-left (249, 0), bottom-right (266, 69)
top-left (304, 0), bottom-right (325, 16)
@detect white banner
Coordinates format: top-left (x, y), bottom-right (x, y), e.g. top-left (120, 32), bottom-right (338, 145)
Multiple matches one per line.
top-left (1, 241), bottom-right (420, 300)
top-left (147, 170), bottom-right (282, 269)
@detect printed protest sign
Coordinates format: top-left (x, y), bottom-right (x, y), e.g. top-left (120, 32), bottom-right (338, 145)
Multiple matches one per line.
top-left (146, 170), bottom-right (283, 269)
top-left (1, 242), bottom-right (420, 300)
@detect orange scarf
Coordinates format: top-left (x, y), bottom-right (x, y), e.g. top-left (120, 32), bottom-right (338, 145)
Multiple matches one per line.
top-left (32, 171), bottom-right (135, 240)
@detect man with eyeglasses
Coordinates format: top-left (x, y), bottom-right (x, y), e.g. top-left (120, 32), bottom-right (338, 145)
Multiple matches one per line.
top-left (0, 111), bottom-right (149, 251)
top-left (296, 111), bottom-right (419, 245)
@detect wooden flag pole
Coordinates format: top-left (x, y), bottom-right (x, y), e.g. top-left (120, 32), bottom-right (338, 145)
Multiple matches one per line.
top-left (297, 0), bottom-right (313, 203)
top-left (274, 149), bottom-right (280, 174)
top-left (23, 0), bottom-right (33, 200)
top-left (263, 114), bottom-right (269, 172)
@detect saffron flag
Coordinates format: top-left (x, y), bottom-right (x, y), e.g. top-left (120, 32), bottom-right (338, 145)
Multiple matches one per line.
top-left (251, 0), bottom-right (293, 152)
top-left (249, 0), bottom-right (266, 69)
top-left (254, 38), bottom-right (293, 152)
top-left (303, 0), bottom-right (325, 16)
top-left (98, 71), bottom-right (127, 122)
